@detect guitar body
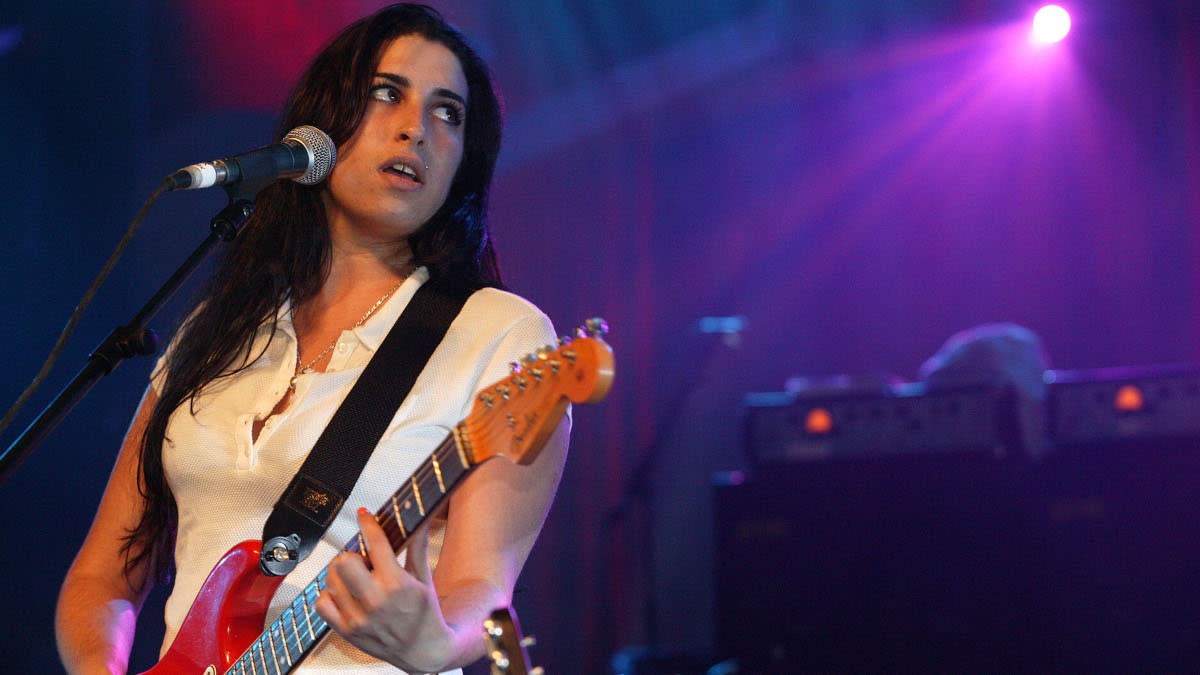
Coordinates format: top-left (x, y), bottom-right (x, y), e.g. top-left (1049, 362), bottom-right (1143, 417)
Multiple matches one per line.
top-left (141, 541), bottom-right (283, 675)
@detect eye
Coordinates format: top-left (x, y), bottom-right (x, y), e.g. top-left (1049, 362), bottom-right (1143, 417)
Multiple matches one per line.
top-left (369, 84), bottom-right (401, 103)
top-left (432, 102), bottom-right (464, 126)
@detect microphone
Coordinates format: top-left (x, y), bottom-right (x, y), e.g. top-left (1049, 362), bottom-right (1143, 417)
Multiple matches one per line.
top-left (167, 125), bottom-right (337, 191)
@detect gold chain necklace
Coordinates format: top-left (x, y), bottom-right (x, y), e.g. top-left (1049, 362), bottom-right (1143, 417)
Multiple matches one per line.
top-left (289, 274), bottom-right (410, 391)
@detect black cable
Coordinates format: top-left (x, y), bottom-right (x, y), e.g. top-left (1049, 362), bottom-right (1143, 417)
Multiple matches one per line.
top-left (0, 176), bottom-right (173, 439)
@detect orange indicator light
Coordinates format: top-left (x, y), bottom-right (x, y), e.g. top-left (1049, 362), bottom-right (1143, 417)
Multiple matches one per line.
top-left (805, 408), bottom-right (834, 434)
top-left (1114, 385), bottom-right (1144, 412)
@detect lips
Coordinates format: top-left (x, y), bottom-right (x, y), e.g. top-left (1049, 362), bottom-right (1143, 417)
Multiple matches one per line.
top-left (380, 156), bottom-right (424, 185)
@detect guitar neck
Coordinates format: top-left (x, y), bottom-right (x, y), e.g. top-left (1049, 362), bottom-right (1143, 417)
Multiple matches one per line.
top-left (223, 429), bottom-right (475, 675)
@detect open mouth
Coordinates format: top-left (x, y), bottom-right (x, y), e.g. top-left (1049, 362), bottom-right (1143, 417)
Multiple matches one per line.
top-left (384, 162), bottom-right (422, 183)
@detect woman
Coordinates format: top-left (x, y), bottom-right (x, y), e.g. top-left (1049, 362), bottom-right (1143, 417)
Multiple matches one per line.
top-left (55, 5), bottom-right (570, 673)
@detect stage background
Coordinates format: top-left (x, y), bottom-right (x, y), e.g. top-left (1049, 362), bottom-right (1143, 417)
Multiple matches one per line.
top-left (1, 1), bottom-right (1197, 672)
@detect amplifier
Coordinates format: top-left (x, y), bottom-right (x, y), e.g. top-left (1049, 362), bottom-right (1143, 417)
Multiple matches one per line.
top-left (743, 383), bottom-right (1033, 465)
top-left (1048, 364), bottom-right (1200, 447)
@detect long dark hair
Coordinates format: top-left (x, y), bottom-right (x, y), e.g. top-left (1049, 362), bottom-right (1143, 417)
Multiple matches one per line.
top-left (123, 4), bottom-right (504, 584)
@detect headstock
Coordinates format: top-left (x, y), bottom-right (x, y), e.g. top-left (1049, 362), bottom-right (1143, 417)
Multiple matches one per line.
top-left (462, 318), bottom-right (614, 466)
top-left (484, 606), bottom-right (542, 675)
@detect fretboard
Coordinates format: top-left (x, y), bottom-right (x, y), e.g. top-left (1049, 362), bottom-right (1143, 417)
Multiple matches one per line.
top-left (222, 430), bottom-right (473, 675)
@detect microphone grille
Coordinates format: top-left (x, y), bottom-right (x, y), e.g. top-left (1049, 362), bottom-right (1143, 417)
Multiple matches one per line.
top-left (284, 126), bottom-right (337, 185)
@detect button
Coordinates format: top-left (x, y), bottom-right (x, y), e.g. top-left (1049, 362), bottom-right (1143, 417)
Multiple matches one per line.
top-left (337, 342), bottom-right (347, 353)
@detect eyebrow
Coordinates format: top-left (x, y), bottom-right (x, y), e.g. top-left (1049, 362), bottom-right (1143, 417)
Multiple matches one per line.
top-left (374, 72), bottom-right (467, 107)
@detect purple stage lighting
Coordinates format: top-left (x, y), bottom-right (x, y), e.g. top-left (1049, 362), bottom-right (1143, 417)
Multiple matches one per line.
top-left (1031, 5), bottom-right (1071, 45)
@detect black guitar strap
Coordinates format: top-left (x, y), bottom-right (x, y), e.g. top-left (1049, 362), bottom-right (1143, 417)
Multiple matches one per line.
top-left (259, 275), bottom-right (472, 576)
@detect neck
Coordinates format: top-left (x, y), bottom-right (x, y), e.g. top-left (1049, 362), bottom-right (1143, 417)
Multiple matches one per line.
top-left (293, 255), bottom-right (416, 341)
top-left (308, 230), bottom-right (413, 303)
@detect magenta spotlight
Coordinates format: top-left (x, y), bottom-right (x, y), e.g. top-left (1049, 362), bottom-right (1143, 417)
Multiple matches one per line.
top-left (1031, 5), bottom-right (1071, 44)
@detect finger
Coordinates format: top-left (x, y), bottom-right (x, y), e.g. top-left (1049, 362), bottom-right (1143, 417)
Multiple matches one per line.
top-left (317, 557), bottom-right (366, 631)
top-left (314, 586), bottom-right (350, 634)
top-left (336, 544), bottom-right (393, 617)
top-left (357, 506), bottom-right (405, 578)
top-left (404, 521), bottom-right (433, 585)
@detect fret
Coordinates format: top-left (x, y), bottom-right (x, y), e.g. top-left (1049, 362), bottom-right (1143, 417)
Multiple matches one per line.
top-left (391, 493), bottom-right (408, 538)
top-left (379, 499), bottom-right (403, 548)
top-left (439, 436), bottom-right (469, 487)
top-left (310, 573), bottom-right (330, 634)
top-left (252, 640), bottom-right (268, 675)
top-left (269, 620), bottom-right (283, 667)
top-left (397, 493), bottom-right (423, 534)
top-left (275, 616), bottom-right (295, 667)
top-left (300, 585), bottom-right (317, 642)
top-left (416, 465), bottom-right (442, 500)
top-left (265, 629), bottom-right (282, 674)
top-left (451, 426), bottom-right (472, 469)
top-left (285, 604), bottom-right (306, 652)
top-left (411, 476), bottom-right (426, 515)
top-left (265, 634), bottom-right (280, 675)
top-left (311, 611), bottom-right (329, 635)
top-left (269, 636), bottom-right (281, 674)
top-left (431, 454), bottom-right (447, 492)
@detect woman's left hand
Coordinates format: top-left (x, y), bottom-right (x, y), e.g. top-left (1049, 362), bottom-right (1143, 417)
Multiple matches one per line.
top-left (316, 507), bottom-right (456, 673)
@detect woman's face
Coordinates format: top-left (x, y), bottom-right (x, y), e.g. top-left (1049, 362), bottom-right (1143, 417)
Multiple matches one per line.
top-left (322, 34), bottom-right (468, 251)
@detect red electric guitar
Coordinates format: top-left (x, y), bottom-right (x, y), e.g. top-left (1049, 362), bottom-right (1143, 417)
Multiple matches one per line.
top-left (141, 320), bottom-right (614, 675)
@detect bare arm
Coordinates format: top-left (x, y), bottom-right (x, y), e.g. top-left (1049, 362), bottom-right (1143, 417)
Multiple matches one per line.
top-left (56, 387), bottom-right (159, 675)
top-left (318, 413), bottom-right (571, 672)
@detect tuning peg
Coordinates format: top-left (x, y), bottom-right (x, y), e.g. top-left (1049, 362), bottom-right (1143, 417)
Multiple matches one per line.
top-left (536, 346), bottom-right (554, 360)
top-left (509, 361), bottom-right (522, 374)
top-left (557, 334), bottom-right (572, 346)
top-left (585, 317), bottom-right (609, 336)
top-left (520, 635), bottom-right (537, 648)
top-left (521, 353), bottom-right (539, 365)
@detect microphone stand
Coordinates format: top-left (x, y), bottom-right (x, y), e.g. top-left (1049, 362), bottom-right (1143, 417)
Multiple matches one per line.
top-left (0, 191), bottom-right (256, 487)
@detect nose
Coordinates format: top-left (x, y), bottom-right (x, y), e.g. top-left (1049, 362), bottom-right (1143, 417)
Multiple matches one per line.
top-left (394, 104), bottom-right (426, 146)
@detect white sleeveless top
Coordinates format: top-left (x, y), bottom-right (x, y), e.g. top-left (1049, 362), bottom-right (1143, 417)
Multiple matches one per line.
top-left (154, 268), bottom-right (558, 673)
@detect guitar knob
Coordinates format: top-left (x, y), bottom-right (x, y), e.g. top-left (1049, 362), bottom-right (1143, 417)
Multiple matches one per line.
top-left (520, 635), bottom-right (537, 648)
